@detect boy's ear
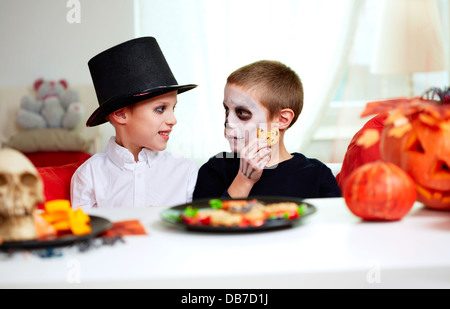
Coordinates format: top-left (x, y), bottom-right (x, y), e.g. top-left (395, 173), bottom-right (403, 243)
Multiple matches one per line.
top-left (109, 107), bottom-right (128, 124)
top-left (277, 108), bottom-right (295, 130)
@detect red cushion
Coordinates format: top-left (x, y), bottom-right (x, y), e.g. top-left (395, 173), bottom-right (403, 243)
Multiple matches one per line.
top-left (36, 160), bottom-right (86, 209)
top-left (336, 113), bottom-right (388, 189)
top-left (25, 151), bottom-right (92, 167)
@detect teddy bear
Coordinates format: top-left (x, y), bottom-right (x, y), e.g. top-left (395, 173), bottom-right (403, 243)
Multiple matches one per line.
top-left (16, 78), bottom-right (84, 130)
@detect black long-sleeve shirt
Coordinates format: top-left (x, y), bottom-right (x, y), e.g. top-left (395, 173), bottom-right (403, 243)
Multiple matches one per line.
top-left (193, 152), bottom-right (342, 200)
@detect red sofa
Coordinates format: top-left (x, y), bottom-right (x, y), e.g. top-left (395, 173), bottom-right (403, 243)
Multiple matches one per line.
top-left (28, 151), bottom-right (91, 209)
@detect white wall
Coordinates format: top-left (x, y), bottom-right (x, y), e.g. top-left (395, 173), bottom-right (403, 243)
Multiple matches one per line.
top-left (0, 0), bottom-right (136, 150)
top-left (0, 0), bottom-right (135, 87)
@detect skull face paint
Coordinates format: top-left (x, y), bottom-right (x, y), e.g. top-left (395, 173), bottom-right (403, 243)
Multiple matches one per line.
top-left (0, 148), bottom-right (44, 242)
top-left (223, 84), bottom-right (272, 153)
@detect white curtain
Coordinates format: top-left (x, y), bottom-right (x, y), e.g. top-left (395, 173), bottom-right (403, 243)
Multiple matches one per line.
top-left (136, 0), bottom-right (363, 166)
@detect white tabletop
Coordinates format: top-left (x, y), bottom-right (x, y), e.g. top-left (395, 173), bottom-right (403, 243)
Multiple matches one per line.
top-left (1, 197), bottom-right (450, 289)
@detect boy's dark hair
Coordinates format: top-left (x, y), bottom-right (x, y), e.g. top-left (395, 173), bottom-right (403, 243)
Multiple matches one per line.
top-left (227, 60), bottom-right (303, 128)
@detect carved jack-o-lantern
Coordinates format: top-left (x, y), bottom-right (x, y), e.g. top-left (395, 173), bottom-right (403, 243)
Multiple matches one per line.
top-left (361, 87), bottom-right (450, 210)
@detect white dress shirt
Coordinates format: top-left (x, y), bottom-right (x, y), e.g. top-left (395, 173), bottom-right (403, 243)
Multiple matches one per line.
top-left (70, 137), bottom-right (199, 209)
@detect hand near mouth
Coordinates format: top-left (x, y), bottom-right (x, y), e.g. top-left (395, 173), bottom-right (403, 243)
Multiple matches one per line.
top-left (240, 137), bottom-right (271, 179)
top-left (225, 137), bottom-right (271, 199)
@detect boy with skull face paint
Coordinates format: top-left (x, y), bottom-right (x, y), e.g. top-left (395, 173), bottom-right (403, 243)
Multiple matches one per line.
top-left (193, 60), bottom-right (341, 200)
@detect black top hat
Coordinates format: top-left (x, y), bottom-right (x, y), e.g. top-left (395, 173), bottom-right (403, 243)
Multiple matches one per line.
top-left (86, 37), bottom-right (197, 127)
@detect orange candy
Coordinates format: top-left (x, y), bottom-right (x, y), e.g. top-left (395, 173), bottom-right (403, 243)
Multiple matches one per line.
top-left (36, 199), bottom-right (91, 237)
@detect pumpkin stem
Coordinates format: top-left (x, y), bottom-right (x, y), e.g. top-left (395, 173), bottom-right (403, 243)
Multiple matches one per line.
top-left (422, 87), bottom-right (450, 104)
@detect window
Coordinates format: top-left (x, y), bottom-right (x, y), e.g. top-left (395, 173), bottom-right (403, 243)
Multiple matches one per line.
top-left (304, 0), bottom-right (449, 163)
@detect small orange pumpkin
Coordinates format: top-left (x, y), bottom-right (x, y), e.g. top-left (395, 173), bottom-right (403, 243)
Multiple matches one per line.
top-left (361, 87), bottom-right (450, 210)
top-left (344, 161), bottom-right (417, 221)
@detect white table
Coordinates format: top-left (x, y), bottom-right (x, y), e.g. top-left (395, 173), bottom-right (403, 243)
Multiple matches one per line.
top-left (1, 197), bottom-right (450, 289)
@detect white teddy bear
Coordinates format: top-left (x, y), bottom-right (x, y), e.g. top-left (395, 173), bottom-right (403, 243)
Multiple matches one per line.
top-left (16, 78), bottom-right (84, 130)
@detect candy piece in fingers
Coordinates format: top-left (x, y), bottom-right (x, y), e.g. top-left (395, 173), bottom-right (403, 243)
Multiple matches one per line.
top-left (257, 127), bottom-right (279, 146)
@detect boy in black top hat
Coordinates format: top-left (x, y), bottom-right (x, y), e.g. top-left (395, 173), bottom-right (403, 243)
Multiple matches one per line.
top-left (71, 37), bottom-right (198, 209)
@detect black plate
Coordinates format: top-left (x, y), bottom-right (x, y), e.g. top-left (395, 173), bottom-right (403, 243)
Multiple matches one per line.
top-left (0, 215), bottom-right (112, 250)
top-left (161, 196), bottom-right (316, 232)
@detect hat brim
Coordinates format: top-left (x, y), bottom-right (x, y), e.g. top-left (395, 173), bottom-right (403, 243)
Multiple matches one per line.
top-left (86, 84), bottom-right (197, 127)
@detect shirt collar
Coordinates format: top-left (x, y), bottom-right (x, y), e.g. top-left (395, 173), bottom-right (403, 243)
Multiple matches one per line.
top-left (106, 137), bottom-right (159, 169)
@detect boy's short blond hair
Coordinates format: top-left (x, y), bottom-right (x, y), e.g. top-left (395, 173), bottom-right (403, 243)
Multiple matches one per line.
top-left (227, 60), bottom-right (303, 128)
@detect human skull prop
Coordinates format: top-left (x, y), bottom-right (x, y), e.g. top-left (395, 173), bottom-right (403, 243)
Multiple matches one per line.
top-left (0, 148), bottom-right (44, 242)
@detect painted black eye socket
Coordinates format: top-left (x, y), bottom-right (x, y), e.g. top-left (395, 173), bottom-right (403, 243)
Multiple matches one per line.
top-left (223, 104), bottom-right (252, 121)
top-left (236, 108), bottom-right (252, 121)
top-left (20, 172), bottom-right (38, 187)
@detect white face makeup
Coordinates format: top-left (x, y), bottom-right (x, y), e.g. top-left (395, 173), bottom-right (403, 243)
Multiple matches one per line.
top-left (223, 84), bottom-right (271, 153)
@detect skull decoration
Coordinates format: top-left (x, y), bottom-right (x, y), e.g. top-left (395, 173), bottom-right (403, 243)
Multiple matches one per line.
top-left (0, 148), bottom-right (44, 242)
